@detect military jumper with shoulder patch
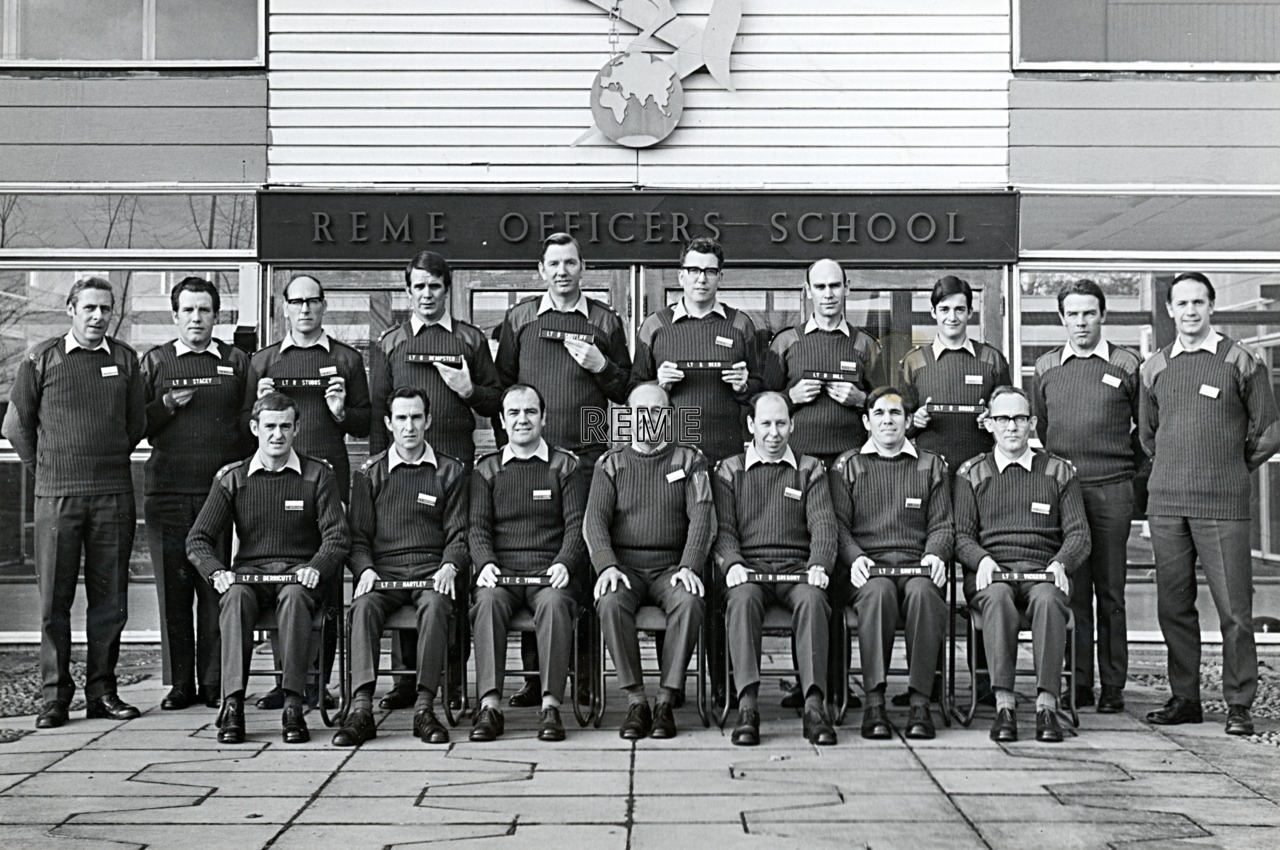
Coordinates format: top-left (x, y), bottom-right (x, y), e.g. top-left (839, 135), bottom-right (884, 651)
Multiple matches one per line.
top-left (829, 448), bottom-right (953, 567)
top-left (900, 342), bottom-right (1010, 473)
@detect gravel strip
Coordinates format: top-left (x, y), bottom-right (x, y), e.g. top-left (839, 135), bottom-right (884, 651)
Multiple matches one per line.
top-left (0, 648), bottom-right (158, 722)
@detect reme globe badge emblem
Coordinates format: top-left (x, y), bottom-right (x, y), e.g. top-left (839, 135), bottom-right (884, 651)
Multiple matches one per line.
top-left (579, 0), bottom-right (743, 149)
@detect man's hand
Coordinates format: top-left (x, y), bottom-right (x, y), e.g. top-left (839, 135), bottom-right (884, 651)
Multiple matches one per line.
top-left (807, 565), bottom-right (829, 590)
top-left (1047, 561), bottom-right (1070, 596)
top-left (825, 381), bottom-right (865, 407)
top-left (912, 396), bottom-right (932, 429)
top-left (976, 556), bottom-right (998, 592)
top-left (476, 563), bottom-right (500, 588)
top-left (789, 379), bottom-right (823, 405)
top-left (296, 566), bottom-right (321, 589)
top-left (434, 359), bottom-right (474, 399)
top-left (922, 554), bottom-right (947, 588)
top-left (434, 563), bottom-right (458, 598)
top-left (656, 361), bottom-right (684, 391)
top-left (974, 399), bottom-right (988, 429)
top-left (354, 569), bottom-right (379, 598)
top-left (593, 566), bottom-right (631, 600)
top-left (721, 361), bottom-right (749, 394)
top-left (726, 563), bottom-right (750, 588)
top-left (850, 555), bottom-right (874, 589)
top-left (670, 567), bottom-right (704, 597)
top-left (563, 338), bottom-right (607, 374)
top-left (256, 377), bottom-right (276, 399)
top-left (547, 563), bottom-right (570, 589)
top-left (325, 376), bottom-right (347, 422)
top-left (212, 570), bottom-right (234, 594)
top-left (164, 388), bottom-right (196, 410)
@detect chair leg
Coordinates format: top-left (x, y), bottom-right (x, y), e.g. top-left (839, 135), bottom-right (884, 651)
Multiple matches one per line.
top-left (442, 622), bottom-right (457, 728)
top-left (1068, 621), bottom-right (1079, 727)
top-left (958, 621), bottom-right (979, 728)
top-left (339, 608), bottom-right (352, 725)
top-left (319, 613), bottom-right (333, 728)
top-left (695, 630), bottom-right (709, 728)
top-left (595, 629), bottom-right (606, 729)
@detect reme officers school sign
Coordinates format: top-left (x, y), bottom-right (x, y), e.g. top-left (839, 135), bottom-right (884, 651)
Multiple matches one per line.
top-left (258, 192), bottom-right (1018, 266)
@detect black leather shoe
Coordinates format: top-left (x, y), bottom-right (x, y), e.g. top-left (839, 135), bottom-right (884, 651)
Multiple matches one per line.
top-left (860, 704), bottom-right (893, 740)
top-left (198, 687), bottom-right (221, 709)
top-left (448, 686), bottom-right (464, 712)
top-left (1097, 686), bottom-right (1124, 714)
top-left (1067, 686), bottom-right (1094, 708)
top-left (217, 696), bottom-right (245, 744)
top-left (256, 686), bottom-right (285, 710)
top-left (990, 708), bottom-right (1018, 743)
top-left (36, 701), bottom-right (69, 729)
top-left (331, 708), bottom-right (376, 747)
top-left (470, 706), bottom-right (505, 742)
top-left (305, 685), bottom-right (336, 711)
top-left (780, 683), bottom-right (803, 709)
top-left (731, 708), bottom-right (760, 746)
top-left (620, 702), bottom-right (653, 740)
top-left (379, 684), bottom-right (416, 711)
top-left (538, 706), bottom-right (566, 742)
top-left (414, 708), bottom-right (449, 744)
top-left (1225, 704), bottom-right (1254, 737)
top-left (905, 704), bottom-right (936, 740)
top-left (282, 704), bottom-right (310, 744)
top-left (1036, 709), bottom-right (1063, 743)
top-left (509, 679), bottom-right (542, 708)
top-left (1146, 696), bottom-right (1203, 726)
top-left (803, 706), bottom-right (837, 746)
top-left (85, 694), bottom-right (140, 721)
top-left (161, 684), bottom-right (197, 711)
top-left (671, 689), bottom-right (686, 710)
top-left (650, 701), bottom-right (677, 739)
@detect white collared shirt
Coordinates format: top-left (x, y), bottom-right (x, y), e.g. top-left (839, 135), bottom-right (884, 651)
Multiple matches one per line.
top-left (174, 338), bottom-right (221, 358)
top-left (860, 438), bottom-right (918, 460)
top-left (248, 449), bottom-right (303, 476)
top-left (388, 442), bottom-right (437, 471)
top-left (993, 446), bottom-right (1035, 473)
top-left (804, 316), bottom-right (851, 337)
top-left (932, 337), bottom-right (976, 359)
top-left (64, 331), bottom-right (110, 355)
top-left (279, 332), bottom-right (331, 353)
top-left (744, 444), bottom-right (798, 470)
top-left (1170, 330), bottom-right (1222, 358)
top-left (410, 313), bottom-right (453, 335)
top-left (1061, 337), bottom-right (1110, 365)
top-left (537, 292), bottom-right (591, 318)
top-left (501, 438), bottom-right (551, 465)
top-left (672, 298), bottom-right (727, 322)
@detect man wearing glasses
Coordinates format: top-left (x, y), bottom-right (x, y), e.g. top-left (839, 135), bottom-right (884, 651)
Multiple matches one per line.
top-left (954, 386), bottom-right (1090, 744)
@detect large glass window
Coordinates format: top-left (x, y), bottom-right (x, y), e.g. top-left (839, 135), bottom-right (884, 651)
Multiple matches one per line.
top-left (1018, 0), bottom-right (1280, 66)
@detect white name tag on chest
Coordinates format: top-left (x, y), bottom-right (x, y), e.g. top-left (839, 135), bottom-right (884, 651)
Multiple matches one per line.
top-left (715, 335), bottom-right (733, 348)
top-left (666, 468), bottom-right (686, 483)
top-left (1031, 502), bottom-right (1050, 515)
top-left (318, 365), bottom-right (338, 377)
top-left (905, 497), bottom-right (922, 509)
top-left (284, 500), bottom-right (304, 511)
top-left (784, 487), bottom-right (802, 501)
top-left (840, 360), bottom-right (858, 371)
top-left (217, 365), bottom-right (235, 376)
top-left (417, 493), bottom-right (437, 507)
top-left (1200, 384), bottom-right (1220, 399)
top-left (532, 489), bottom-right (552, 501)
top-left (964, 374), bottom-right (982, 385)
top-left (100, 365), bottom-right (119, 378)
top-left (1101, 373), bottom-right (1122, 388)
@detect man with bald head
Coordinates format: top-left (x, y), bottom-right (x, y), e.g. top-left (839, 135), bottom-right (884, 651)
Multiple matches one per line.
top-left (585, 382), bottom-right (716, 740)
top-left (714, 392), bottom-right (838, 746)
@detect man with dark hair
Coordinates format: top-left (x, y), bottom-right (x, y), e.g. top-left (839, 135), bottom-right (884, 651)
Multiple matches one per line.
top-left (954, 386), bottom-right (1090, 744)
top-left (141, 276), bottom-right (250, 711)
top-left (715, 391), bottom-right (838, 747)
top-left (586, 382), bottom-right (715, 740)
top-left (1032, 279), bottom-right (1143, 714)
top-left (469, 384), bottom-right (586, 743)
top-left (333, 387), bottom-right (468, 747)
top-left (3, 276), bottom-right (146, 728)
top-left (829, 386), bottom-right (953, 740)
top-left (187, 392), bottom-right (350, 745)
top-left (1141, 272), bottom-right (1280, 737)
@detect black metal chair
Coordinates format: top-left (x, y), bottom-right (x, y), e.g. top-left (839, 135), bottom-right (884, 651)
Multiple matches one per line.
top-left (596, 604), bottom-right (709, 729)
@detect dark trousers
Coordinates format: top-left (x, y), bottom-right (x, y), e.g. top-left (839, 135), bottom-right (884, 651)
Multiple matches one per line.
top-left (854, 575), bottom-right (946, 695)
top-left (471, 584), bottom-right (576, 701)
top-left (1150, 515), bottom-right (1256, 707)
top-left (145, 493), bottom-right (222, 691)
top-left (350, 588), bottom-right (452, 696)
top-left (34, 493), bottom-right (135, 704)
top-left (597, 565), bottom-right (704, 693)
top-left (726, 579), bottom-right (830, 698)
top-left (1072, 480), bottom-right (1133, 690)
top-left (967, 578), bottom-right (1068, 695)
top-left (220, 579), bottom-right (322, 697)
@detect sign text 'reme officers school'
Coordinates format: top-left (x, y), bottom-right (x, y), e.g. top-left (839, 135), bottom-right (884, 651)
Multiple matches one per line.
top-left (258, 192), bottom-right (1018, 266)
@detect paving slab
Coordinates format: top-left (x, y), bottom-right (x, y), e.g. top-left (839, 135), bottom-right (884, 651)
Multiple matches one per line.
top-left (268, 823), bottom-right (512, 849)
top-left (48, 748), bottom-right (266, 773)
top-left (913, 746), bottom-right (1213, 773)
top-left (747, 792), bottom-right (965, 823)
top-left (131, 769), bottom-right (330, 797)
top-left (1050, 771), bottom-right (1262, 798)
top-left (632, 769), bottom-right (836, 796)
top-left (54, 824), bottom-right (280, 850)
top-left (0, 825), bottom-right (146, 850)
top-left (1144, 825), bottom-right (1280, 849)
top-left (324, 769), bottom-right (628, 798)
top-left (933, 766), bottom-right (1127, 794)
top-left (66, 796), bottom-right (307, 825)
top-left (295, 793), bottom-right (628, 824)
top-left (1061, 794), bottom-right (1280, 826)
top-left (978, 820), bottom-right (1209, 849)
top-left (632, 792), bottom-right (845, 823)
top-left (0, 751), bottom-right (71, 773)
top-left (954, 794), bottom-right (1191, 824)
top-left (630, 823), bottom-right (810, 850)
top-left (141, 749), bottom-right (350, 772)
top-left (0, 732), bottom-right (102, 752)
top-left (0, 794), bottom-right (203, 824)
top-left (748, 821), bottom-right (988, 849)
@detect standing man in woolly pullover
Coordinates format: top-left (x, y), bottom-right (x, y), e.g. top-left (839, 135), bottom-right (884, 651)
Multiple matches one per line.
top-left (586, 382), bottom-right (716, 741)
top-left (1032, 279), bottom-right (1143, 715)
top-left (714, 392), bottom-right (838, 747)
top-left (829, 387), bottom-right (953, 741)
top-left (332, 388), bottom-right (468, 748)
top-left (1140, 272), bottom-right (1280, 737)
top-left (187, 392), bottom-right (350, 746)
top-left (954, 386), bottom-right (1090, 745)
top-left (141, 276), bottom-right (250, 712)
top-left (3, 276), bottom-right (146, 729)
top-left (469, 384), bottom-right (587, 744)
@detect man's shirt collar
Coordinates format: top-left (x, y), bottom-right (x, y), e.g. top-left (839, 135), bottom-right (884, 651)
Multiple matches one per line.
top-left (410, 313), bottom-right (453, 335)
top-left (174, 338), bottom-right (221, 358)
top-left (64, 331), bottom-right (110, 355)
top-left (994, 446), bottom-right (1035, 473)
top-left (1170, 330), bottom-right (1222, 358)
top-left (501, 438), bottom-right (551, 465)
top-left (672, 298), bottom-right (727, 322)
top-left (538, 291), bottom-right (590, 318)
top-left (1061, 337), bottom-right (1110, 365)
top-left (280, 332), bottom-right (331, 353)
top-left (860, 438), bottom-right (918, 459)
top-left (248, 449), bottom-right (303, 476)
top-left (805, 316), bottom-right (851, 336)
top-left (932, 336), bottom-right (976, 359)
top-left (744, 444), bottom-right (798, 469)
top-left (388, 442), bottom-right (437, 471)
